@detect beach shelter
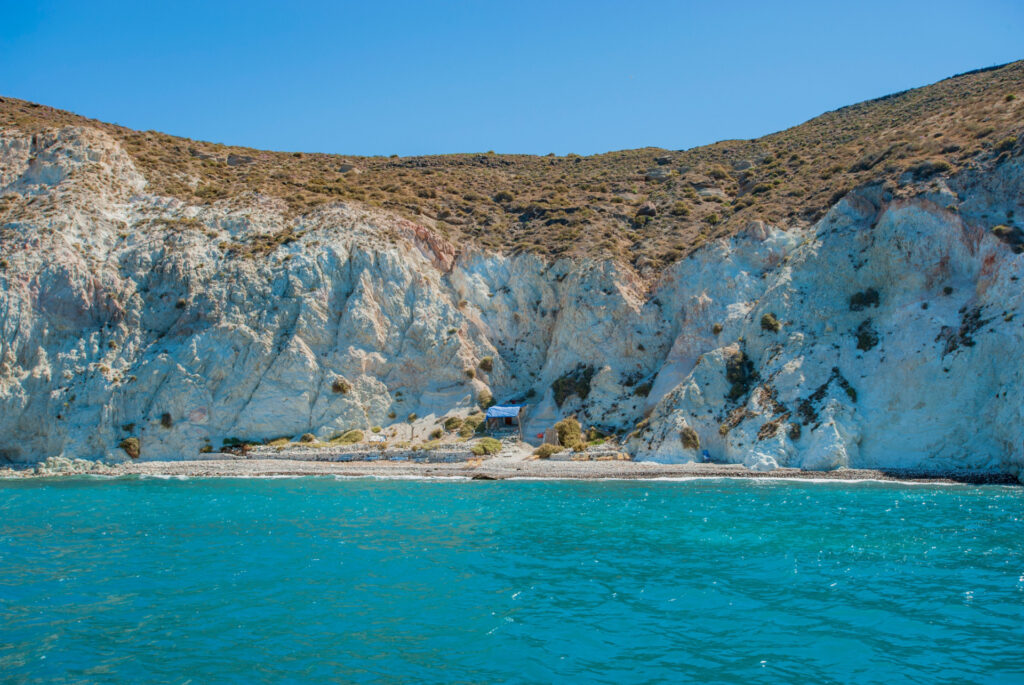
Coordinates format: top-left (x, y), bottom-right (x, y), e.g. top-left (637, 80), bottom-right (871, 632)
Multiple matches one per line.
top-left (485, 405), bottom-right (525, 439)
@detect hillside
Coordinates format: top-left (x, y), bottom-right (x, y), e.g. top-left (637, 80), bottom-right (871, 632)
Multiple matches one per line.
top-left (1, 62), bottom-right (1023, 480)
top-left (2, 61), bottom-right (1022, 275)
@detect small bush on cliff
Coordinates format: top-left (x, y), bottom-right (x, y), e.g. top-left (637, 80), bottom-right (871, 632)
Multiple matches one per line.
top-left (551, 365), bottom-right (596, 407)
top-left (119, 437), bottom-right (140, 459)
top-left (534, 443), bottom-right (564, 459)
top-left (465, 368), bottom-right (476, 379)
top-left (160, 413), bottom-right (173, 428)
top-left (459, 413), bottom-right (484, 438)
top-left (991, 224), bottom-right (1024, 253)
top-left (478, 356), bottom-right (493, 372)
top-left (443, 416), bottom-right (464, 432)
top-left (680, 427), bottom-right (700, 450)
top-left (760, 313), bottom-right (781, 333)
top-left (725, 348), bottom-right (755, 401)
top-left (995, 136), bottom-right (1017, 153)
top-left (855, 319), bottom-right (879, 351)
top-left (331, 430), bottom-right (363, 444)
top-left (470, 437), bottom-right (502, 456)
top-left (477, 390), bottom-right (495, 409)
top-left (429, 428), bottom-right (443, 440)
top-left (331, 378), bottom-right (351, 394)
top-left (299, 433), bottom-right (317, 443)
top-left (849, 288), bottom-right (880, 311)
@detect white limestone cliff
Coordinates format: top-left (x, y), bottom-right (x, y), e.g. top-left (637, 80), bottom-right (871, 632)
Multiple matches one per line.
top-left (1, 127), bottom-right (1022, 480)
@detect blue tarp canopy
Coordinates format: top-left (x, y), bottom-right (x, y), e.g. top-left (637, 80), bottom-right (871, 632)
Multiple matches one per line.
top-left (485, 405), bottom-right (523, 419)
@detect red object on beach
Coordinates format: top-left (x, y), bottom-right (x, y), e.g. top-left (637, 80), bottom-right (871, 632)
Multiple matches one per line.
top-left (536, 433), bottom-right (543, 439)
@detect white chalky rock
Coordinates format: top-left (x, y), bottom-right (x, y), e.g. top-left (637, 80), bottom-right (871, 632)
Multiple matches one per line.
top-left (1, 127), bottom-right (1023, 482)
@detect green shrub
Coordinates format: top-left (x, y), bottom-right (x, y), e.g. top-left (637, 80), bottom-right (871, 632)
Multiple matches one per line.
top-left (680, 426), bottom-right (700, 450)
top-left (478, 356), bottom-right (493, 372)
top-left (299, 433), bottom-right (317, 443)
top-left (554, 416), bottom-right (582, 448)
top-left (331, 429), bottom-right (363, 444)
top-left (443, 416), bottom-right (464, 432)
top-left (429, 428), bottom-right (443, 440)
top-left (465, 367), bottom-right (476, 379)
top-left (849, 288), bottom-right (880, 311)
top-left (760, 313), bottom-right (781, 333)
top-left (470, 437), bottom-right (502, 456)
top-left (712, 322), bottom-right (723, 334)
top-left (725, 348), bottom-right (755, 401)
top-left (670, 201), bottom-right (691, 216)
top-left (119, 437), bottom-right (140, 459)
top-left (995, 137), bottom-right (1017, 153)
top-left (371, 426), bottom-right (382, 433)
top-left (160, 412), bottom-right (173, 428)
top-left (494, 190), bottom-right (514, 203)
top-left (551, 365), bottom-right (595, 407)
top-left (459, 413), bottom-right (484, 438)
top-left (331, 378), bottom-right (351, 394)
top-left (855, 319), bottom-right (879, 351)
top-left (477, 390), bottom-right (495, 409)
top-left (533, 443), bottom-right (564, 458)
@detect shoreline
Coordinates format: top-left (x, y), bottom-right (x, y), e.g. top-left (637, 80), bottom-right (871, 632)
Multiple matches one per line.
top-left (1, 456), bottom-right (1018, 485)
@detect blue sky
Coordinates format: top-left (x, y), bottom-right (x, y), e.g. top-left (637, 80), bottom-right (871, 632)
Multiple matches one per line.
top-left (2, 1), bottom-right (1022, 156)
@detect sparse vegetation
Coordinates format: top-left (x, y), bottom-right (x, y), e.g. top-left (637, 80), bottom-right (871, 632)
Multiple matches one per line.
top-left (551, 364), bottom-right (596, 407)
top-left (470, 437), bottom-right (502, 456)
top-left (849, 288), bottom-right (880, 311)
top-left (680, 426), bottom-right (700, 450)
top-left (855, 319), bottom-right (880, 351)
top-left (478, 356), bottom-right (493, 372)
top-left (725, 347), bottom-right (756, 401)
top-left (534, 443), bottom-right (565, 458)
top-left (459, 412), bottom-right (485, 438)
top-left (760, 313), bottom-right (781, 333)
top-left (331, 378), bottom-right (351, 394)
top-left (160, 412), bottom-right (173, 428)
top-left (5, 61), bottom-right (1020, 275)
top-left (554, 416), bottom-right (585, 450)
top-left (331, 429), bottom-right (364, 444)
top-left (119, 437), bottom-right (140, 459)
top-left (299, 433), bottom-right (317, 443)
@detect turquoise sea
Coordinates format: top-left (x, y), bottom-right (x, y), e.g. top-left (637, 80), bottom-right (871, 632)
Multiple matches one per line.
top-left (1, 477), bottom-right (1022, 684)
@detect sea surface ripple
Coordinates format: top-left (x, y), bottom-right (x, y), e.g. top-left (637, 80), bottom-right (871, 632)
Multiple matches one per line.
top-left (1, 478), bottom-right (1022, 683)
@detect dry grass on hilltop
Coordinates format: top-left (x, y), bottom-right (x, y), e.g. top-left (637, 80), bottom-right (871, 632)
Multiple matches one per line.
top-left (2, 61), bottom-right (1023, 275)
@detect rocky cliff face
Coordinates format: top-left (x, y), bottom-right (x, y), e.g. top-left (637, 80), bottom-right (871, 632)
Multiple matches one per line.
top-left (1, 124), bottom-right (1023, 479)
